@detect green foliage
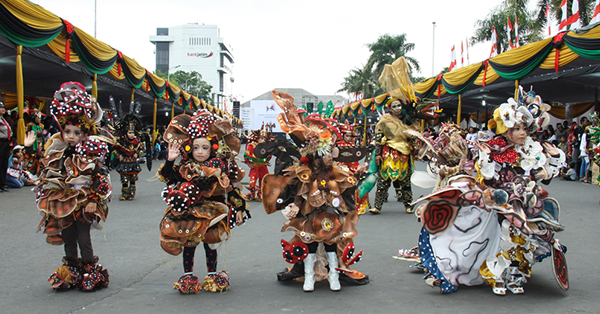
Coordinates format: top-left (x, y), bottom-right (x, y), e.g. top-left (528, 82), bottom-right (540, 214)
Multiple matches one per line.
top-left (338, 33), bottom-right (420, 99)
top-left (153, 69), bottom-right (214, 106)
top-left (324, 101), bottom-right (335, 117)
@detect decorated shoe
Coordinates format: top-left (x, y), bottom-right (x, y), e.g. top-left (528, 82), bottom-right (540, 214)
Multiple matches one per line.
top-left (202, 271), bottom-right (230, 292)
top-left (174, 274), bottom-right (201, 294)
top-left (48, 256), bottom-right (80, 290)
top-left (80, 257), bottom-right (109, 291)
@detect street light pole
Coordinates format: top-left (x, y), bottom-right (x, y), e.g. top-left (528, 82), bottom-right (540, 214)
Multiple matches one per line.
top-left (432, 21), bottom-right (436, 77)
top-left (167, 65), bottom-right (181, 82)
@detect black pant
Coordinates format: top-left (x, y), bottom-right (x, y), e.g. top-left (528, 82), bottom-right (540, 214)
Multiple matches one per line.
top-left (307, 242), bottom-right (336, 253)
top-left (0, 140), bottom-right (9, 187)
top-left (62, 220), bottom-right (94, 263)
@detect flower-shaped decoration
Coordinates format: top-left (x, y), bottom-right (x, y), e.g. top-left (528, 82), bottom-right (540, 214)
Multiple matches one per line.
top-left (518, 137), bottom-right (546, 171)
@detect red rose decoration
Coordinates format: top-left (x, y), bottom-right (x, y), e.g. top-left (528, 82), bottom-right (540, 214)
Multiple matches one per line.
top-left (300, 156), bottom-right (310, 164)
top-left (421, 199), bottom-right (459, 236)
top-left (281, 239), bottom-right (308, 264)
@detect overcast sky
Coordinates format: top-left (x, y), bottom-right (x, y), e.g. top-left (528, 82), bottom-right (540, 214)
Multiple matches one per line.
top-left (32, 0), bottom-right (512, 102)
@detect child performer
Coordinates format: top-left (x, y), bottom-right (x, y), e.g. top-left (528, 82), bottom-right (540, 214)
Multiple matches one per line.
top-left (33, 82), bottom-right (111, 291)
top-left (158, 110), bottom-right (250, 294)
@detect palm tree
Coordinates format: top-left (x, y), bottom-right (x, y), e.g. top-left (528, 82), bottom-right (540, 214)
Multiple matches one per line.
top-left (472, 0), bottom-right (544, 55)
top-left (534, 0), bottom-right (594, 29)
top-left (365, 34), bottom-right (421, 81)
top-left (337, 66), bottom-right (383, 99)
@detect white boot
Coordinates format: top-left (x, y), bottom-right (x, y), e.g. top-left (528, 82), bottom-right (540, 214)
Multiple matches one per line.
top-left (326, 252), bottom-right (341, 291)
top-left (303, 253), bottom-right (316, 292)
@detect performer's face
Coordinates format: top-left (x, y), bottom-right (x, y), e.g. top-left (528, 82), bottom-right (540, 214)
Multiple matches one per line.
top-left (343, 133), bottom-right (353, 143)
top-left (127, 130), bottom-right (136, 139)
top-left (63, 124), bottom-right (86, 146)
top-left (505, 123), bottom-right (528, 146)
top-left (390, 100), bottom-right (403, 114)
top-left (192, 137), bottom-right (211, 162)
top-left (34, 115), bottom-right (41, 123)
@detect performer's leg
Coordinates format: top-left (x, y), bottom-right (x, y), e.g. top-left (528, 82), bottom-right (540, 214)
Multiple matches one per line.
top-left (303, 242), bottom-right (318, 292)
top-left (203, 242), bottom-right (217, 274)
top-left (119, 174), bottom-right (128, 200)
top-left (324, 243), bottom-right (340, 291)
top-left (62, 223), bottom-right (79, 260)
top-left (399, 177), bottom-right (414, 213)
top-left (75, 220), bottom-right (94, 263)
top-left (129, 174), bottom-right (138, 199)
top-left (183, 246), bottom-right (196, 274)
top-left (372, 176), bottom-right (391, 213)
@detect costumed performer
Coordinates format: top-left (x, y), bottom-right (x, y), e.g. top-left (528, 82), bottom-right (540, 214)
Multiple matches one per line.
top-left (414, 87), bottom-right (568, 295)
top-left (243, 122), bottom-right (275, 201)
top-left (158, 109), bottom-right (250, 294)
top-left (337, 122), bottom-right (371, 215)
top-left (260, 90), bottom-right (368, 292)
top-left (113, 106), bottom-right (151, 200)
top-left (33, 82), bottom-right (112, 291)
top-left (25, 110), bottom-right (46, 176)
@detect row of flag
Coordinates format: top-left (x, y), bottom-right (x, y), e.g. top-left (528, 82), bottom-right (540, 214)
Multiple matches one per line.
top-left (449, 0), bottom-right (600, 70)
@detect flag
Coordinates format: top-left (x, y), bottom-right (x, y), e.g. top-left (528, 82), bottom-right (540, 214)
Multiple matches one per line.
top-left (465, 37), bottom-right (470, 65)
top-left (449, 45), bottom-right (457, 71)
top-left (570, 0), bottom-right (581, 29)
top-left (593, 0), bottom-right (600, 24)
top-left (514, 16), bottom-right (519, 47)
top-left (490, 26), bottom-right (498, 58)
top-left (460, 41), bottom-right (464, 68)
top-left (559, 0), bottom-right (568, 31)
top-left (507, 17), bottom-right (514, 50)
top-left (545, 4), bottom-right (552, 36)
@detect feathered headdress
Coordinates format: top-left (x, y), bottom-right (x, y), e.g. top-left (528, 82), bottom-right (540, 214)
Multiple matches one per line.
top-left (488, 86), bottom-right (550, 134)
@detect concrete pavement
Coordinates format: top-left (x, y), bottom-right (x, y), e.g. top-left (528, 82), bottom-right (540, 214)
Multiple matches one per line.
top-left (0, 159), bottom-right (598, 314)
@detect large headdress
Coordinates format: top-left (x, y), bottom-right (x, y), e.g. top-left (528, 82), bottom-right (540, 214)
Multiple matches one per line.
top-left (50, 81), bottom-right (103, 134)
top-left (245, 122), bottom-right (276, 145)
top-left (488, 86), bottom-right (550, 134)
top-left (378, 57), bottom-right (419, 105)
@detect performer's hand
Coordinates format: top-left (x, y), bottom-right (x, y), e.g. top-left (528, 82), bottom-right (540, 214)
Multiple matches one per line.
top-left (119, 155), bottom-right (123, 161)
top-left (24, 130), bottom-right (36, 147)
top-left (375, 155), bottom-right (382, 166)
top-left (474, 142), bottom-right (491, 155)
top-left (543, 142), bottom-right (561, 157)
top-left (283, 203), bottom-right (299, 219)
top-left (167, 142), bottom-right (181, 161)
top-left (133, 153), bottom-right (138, 159)
top-left (84, 202), bottom-right (96, 213)
top-left (235, 211), bottom-right (244, 225)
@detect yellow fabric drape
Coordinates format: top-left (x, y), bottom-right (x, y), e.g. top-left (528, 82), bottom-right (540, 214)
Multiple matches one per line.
top-left (414, 77), bottom-right (437, 96)
top-left (539, 46), bottom-right (579, 69)
top-left (152, 98), bottom-right (157, 144)
top-left (120, 54), bottom-right (146, 81)
top-left (16, 45), bottom-right (25, 145)
top-left (442, 63), bottom-right (483, 86)
top-left (92, 74), bottom-right (97, 98)
top-left (567, 26), bottom-right (600, 39)
top-left (147, 71), bottom-right (166, 88)
top-left (108, 62), bottom-right (126, 80)
top-left (457, 94), bottom-right (462, 124)
top-left (73, 26), bottom-right (117, 61)
top-left (2, 0), bottom-right (62, 30)
top-left (489, 38), bottom-right (553, 66)
top-left (514, 80), bottom-right (519, 100)
top-left (46, 33), bottom-right (80, 63)
top-left (548, 103), bottom-right (595, 119)
top-left (474, 65), bottom-right (500, 86)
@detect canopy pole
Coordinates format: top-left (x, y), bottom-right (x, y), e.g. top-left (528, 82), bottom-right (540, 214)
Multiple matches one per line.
top-left (152, 97), bottom-right (157, 145)
top-left (514, 80), bottom-right (519, 100)
top-left (171, 102), bottom-right (175, 119)
top-left (131, 88), bottom-right (135, 102)
top-left (362, 114), bottom-right (368, 146)
top-left (457, 94), bottom-right (462, 125)
top-left (92, 74), bottom-right (97, 99)
top-left (16, 45), bottom-right (25, 145)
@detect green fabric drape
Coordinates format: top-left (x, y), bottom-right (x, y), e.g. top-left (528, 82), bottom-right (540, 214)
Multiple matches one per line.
top-left (0, 1), bottom-right (61, 47)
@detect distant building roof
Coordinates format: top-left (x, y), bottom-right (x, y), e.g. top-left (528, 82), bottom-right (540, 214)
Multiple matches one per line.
top-left (242, 88), bottom-right (347, 107)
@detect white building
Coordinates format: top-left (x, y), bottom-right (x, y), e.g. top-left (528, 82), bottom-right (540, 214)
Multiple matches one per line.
top-left (150, 24), bottom-right (234, 112)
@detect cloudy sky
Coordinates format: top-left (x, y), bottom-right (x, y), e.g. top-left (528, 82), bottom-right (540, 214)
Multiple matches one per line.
top-left (32, 0), bottom-right (510, 102)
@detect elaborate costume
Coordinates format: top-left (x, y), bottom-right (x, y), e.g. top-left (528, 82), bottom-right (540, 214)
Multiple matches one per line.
top-left (260, 91), bottom-right (368, 292)
top-left (113, 110), bottom-right (150, 200)
top-left (243, 123), bottom-right (275, 201)
top-left (158, 110), bottom-right (250, 294)
top-left (33, 82), bottom-right (111, 291)
top-left (25, 110), bottom-right (46, 175)
top-left (414, 87), bottom-right (568, 295)
top-left (336, 123), bottom-right (370, 215)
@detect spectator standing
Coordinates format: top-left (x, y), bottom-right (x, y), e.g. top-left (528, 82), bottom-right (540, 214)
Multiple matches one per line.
top-left (0, 102), bottom-right (12, 192)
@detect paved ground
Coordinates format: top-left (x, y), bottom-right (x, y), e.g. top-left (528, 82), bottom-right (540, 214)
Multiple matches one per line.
top-left (1, 157), bottom-right (599, 314)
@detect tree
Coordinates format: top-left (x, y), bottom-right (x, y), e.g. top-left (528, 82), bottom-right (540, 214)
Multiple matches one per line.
top-left (337, 66), bottom-right (383, 99)
top-left (472, 0), bottom-right (545, 55)
top-left (535, 0), bottom-right (594, 29)
top-left (366, 34), bottom-right (421, 81)
top-left (153, 70), bottom-right (214, 106)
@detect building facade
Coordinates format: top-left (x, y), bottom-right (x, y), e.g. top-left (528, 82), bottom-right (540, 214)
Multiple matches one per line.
top-left (150, 24), bottom-right (234, 112)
